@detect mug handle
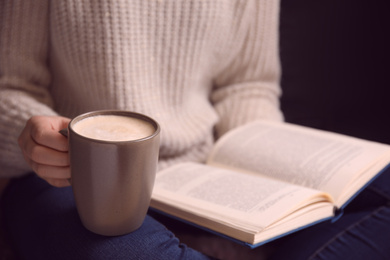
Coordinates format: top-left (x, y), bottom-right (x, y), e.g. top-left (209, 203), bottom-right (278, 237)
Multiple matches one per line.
top-left (59, 128), bottom-right (71, 184)
top-left (59, 128), bottom-right (68, 137)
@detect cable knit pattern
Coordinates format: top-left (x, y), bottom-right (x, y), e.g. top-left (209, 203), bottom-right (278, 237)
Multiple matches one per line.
top-left (0, 0), bottom-right (283, 178)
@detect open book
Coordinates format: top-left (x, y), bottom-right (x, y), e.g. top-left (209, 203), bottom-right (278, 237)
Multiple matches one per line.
top-left (150, 120), bottom-right (390, 248)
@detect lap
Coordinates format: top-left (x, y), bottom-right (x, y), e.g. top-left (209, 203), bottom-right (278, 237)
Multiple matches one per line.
top-left (267, 167), bottom-right (390, 260)
top-left (2, 167), bottom-right (390, 259)
top-left (1, 174), bottom-right (211, 260)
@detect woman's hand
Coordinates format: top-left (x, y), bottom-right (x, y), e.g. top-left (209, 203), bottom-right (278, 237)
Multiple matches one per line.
top-left (18, 116), bottom-right (71, 187)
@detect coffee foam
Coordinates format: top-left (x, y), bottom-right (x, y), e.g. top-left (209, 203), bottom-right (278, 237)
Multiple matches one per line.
top-left (73, 115), bottom-right (155, 141)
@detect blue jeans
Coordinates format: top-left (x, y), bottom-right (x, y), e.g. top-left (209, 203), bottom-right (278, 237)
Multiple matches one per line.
top-left (1, 174), bottom-right (212, 260)
top-left (266, 167), bottom-right (390, 260)
top-left (2, 168), bottom-right (390, 260)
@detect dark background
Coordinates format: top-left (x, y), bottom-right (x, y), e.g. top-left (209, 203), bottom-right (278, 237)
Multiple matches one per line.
top-left (279, 0), bottom-right (390, 144)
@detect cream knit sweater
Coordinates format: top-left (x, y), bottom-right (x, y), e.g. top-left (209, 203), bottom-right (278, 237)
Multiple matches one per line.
top-left (0, 0), bottom-right (283, 178)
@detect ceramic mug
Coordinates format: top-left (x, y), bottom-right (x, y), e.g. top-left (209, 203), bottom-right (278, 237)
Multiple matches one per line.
top-left (61, 110), bottom-right (160, 236)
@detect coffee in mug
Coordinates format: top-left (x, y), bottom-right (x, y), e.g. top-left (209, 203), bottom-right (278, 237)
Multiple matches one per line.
top-left (72, 115), bottom-right (155, 142)
top-left (65, 110), bottom-right (160, 236)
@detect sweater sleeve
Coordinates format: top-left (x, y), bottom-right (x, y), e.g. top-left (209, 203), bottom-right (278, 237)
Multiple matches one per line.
top-left (0, 0), bottom-right (58, 178)
top-left (211, 0), bottom-right (284, 138)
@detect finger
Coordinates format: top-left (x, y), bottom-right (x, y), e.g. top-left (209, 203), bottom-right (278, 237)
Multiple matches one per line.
top-left (29, 160), bottom-right (71, 180)
top-left (29, 116), bottom-right (70, 152)
top-left (24, 140), bottom-right (69, 166)
top-left (22, 154), bottom-right (71, 188)
top-left (45, 178), bottom-right (71, 188)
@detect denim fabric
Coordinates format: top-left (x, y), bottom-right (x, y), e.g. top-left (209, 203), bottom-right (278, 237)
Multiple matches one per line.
top-left (1, 174), bottom-right (211, 260)
top-left (2, 168), bottom-right (390, 260)
top-left (268, 168), bottom-right (390, 260)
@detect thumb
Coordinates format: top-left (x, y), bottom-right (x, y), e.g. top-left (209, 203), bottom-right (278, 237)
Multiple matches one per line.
top-left (30, 116), bottom-right (71, 151)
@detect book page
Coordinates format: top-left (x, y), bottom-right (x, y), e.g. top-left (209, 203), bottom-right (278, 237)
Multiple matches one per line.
top-left (152, 162), bottom-right (333, 234)
top-left (208, 121), bottom-right (390, 205)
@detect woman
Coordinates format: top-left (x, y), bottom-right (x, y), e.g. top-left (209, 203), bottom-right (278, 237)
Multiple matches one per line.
top-left (0, 1), bottom-right (282, 259)
top-left (1, 1), bottom-right (389, 259)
